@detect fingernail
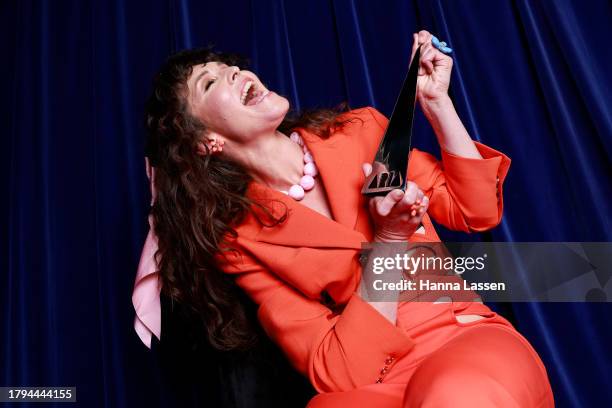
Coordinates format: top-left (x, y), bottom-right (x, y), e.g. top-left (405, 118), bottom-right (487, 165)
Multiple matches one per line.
top-left (411, 209), bottom-right (417, 217)
top-left (431, 35), bottom-right (440, 46)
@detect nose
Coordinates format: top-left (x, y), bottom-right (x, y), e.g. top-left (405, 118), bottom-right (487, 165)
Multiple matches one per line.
top-left (226, 66), bottom-right (240, 84)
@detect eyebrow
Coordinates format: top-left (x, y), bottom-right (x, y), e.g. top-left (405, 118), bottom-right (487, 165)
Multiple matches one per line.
top-left (193, 63), bottom-right (230, 90)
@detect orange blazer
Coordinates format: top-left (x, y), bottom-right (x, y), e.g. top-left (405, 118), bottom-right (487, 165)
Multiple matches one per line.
top-left (215, 107), bottom-right (511, 393)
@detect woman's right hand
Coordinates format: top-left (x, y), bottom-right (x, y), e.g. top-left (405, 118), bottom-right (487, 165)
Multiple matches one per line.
top-left (362, 163), bottom-right (429, 242)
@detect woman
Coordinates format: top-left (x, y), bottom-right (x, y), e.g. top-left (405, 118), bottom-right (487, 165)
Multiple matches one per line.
top-left (133, 31), bottom-right (554, 407)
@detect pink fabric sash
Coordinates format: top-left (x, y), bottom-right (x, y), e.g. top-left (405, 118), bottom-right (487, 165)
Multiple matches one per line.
top-left (131, 158), bottom-right (161, 349)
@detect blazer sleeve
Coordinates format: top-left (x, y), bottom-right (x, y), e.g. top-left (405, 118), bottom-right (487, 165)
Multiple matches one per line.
top-left (366, 107), bottom-right (511, 232)
top-left (219, 251), bottom-right (415, 393)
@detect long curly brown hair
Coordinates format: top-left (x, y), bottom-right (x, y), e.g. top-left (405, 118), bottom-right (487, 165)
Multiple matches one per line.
top-left (145, 47), bottom-right (350, 351)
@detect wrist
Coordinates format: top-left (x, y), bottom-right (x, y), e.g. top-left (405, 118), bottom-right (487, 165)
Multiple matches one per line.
top-left (374, 232), bottom-right (409, 243)
top-left (419, 95), bottom-right (453, 120)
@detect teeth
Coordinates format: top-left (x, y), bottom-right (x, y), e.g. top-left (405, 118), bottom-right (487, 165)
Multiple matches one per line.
top-left (241, 81), bottom-right (253, 105)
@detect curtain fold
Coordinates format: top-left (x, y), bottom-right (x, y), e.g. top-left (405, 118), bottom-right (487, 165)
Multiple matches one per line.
top-left (3, 0), bottom-right (611, 406)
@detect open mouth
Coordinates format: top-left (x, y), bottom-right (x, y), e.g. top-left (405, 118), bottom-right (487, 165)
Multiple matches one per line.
top-left (240, 80), bottom-right (270, 106)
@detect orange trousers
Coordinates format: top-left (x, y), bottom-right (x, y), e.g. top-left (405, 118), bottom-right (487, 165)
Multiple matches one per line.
top-left (307, 301), bottom-right (554, 407)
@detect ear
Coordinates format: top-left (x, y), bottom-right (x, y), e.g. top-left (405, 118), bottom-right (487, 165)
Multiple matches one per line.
top-left (196, 131), bottom-right (226, 156)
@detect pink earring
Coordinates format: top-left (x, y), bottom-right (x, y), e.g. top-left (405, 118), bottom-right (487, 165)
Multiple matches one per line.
top-left (208, 137), bottom-right (225, 153)
top-left (198, 137), bottom-right (225, 155)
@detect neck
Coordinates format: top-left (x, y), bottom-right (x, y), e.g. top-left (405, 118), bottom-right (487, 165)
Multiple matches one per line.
top-left (230, 130), bottom-right (304, 191)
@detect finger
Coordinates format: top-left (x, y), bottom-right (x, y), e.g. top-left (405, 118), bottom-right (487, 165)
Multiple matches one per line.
top-left (376, 189), bottom-right (404, 216)
top-left (394, 192), bottom-right (414, 214)
top-left (393, 183), bottom-right (420, 214)
top-left (418, 196), bottom-right (429, 215)
top-left (362, 163), bottom-right (373, 177)
top-left (424, 60), bottom-right (434, 75)
top-left (409, 193), bottom-right (427, 218)
top-left (419, 42), bottom-right (433, 57)
top-left (420, 47), bottom-right (437, 75)
top-left (421, 41), bottom-right (433, 53)
top-left (418, 43), bottom-right (436, 72)
top-left (415, 192), bottom-right (428, 207)
top-left (431, 48), bottom-right (453, 70)
top-left (418, 30), bottom-right (432, 46)
top-left (411, 190), bottom-right (425, 213)
top-left (415, 189), bottom-right (424, 204)
top-left (404, 182), bottom-right (419, 204)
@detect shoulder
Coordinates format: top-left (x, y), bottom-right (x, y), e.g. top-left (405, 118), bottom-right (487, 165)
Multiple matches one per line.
top-left (337, 106), bottom-right (389, 132)
top-left (334, 106), bottom-right (388, 146)
top-left (316, 106), bottom-right (388, 162)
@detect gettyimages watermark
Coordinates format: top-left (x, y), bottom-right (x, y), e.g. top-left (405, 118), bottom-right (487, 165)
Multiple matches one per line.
top-left (359, 242), bottom-right (612, 302)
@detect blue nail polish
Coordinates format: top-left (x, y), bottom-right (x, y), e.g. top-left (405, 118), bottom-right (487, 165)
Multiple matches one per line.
top-left (439, 46), bottom-right (453, 54)
top-left (431, 35), bottom-right (440, 46)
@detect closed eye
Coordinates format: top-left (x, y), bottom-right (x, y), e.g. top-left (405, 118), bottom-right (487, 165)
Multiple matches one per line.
top-left (205, 79), bottom-right (215, 91)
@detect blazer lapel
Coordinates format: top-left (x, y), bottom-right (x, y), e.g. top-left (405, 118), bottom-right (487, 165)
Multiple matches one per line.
top-left (301, 128), bottom-right (364, 230)
top-left (245, 182), bottom-right (365, 249)
top-left (241, 125), bottom-right (374, 250)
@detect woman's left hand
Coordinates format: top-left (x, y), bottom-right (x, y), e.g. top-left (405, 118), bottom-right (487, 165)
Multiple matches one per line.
top-left (409, 30), bottom-right (453, 105)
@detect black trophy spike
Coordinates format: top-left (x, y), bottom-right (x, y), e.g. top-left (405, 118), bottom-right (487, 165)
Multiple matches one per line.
top-left (362, 46), bottom-right (421, 196)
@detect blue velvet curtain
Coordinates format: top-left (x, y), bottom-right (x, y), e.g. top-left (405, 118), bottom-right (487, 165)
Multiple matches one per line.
top-left (3, 0), bottom-right (611, 406)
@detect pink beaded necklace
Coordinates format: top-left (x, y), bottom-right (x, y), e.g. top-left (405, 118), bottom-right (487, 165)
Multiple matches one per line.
top-left (282, 132), bottom-right (319, 201)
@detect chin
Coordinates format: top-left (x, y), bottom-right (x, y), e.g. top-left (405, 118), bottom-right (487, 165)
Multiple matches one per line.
top-left (260, 93), bottom-right (290, 124)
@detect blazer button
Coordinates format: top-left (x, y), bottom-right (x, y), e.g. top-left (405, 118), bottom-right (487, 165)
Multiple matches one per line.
top-left (380, 367), bottom-right (389, 375)
top-left (376, 377), bottom-right (383, 383)
top-left (385, 357), bottom-right (394, 365)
